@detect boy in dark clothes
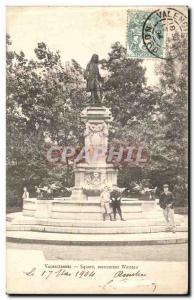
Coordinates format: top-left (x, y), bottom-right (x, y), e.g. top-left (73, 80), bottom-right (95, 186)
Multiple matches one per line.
top-left (110, 189), bottom-right (125, 221)
top-left (159, 184), bottom-right (176, 233)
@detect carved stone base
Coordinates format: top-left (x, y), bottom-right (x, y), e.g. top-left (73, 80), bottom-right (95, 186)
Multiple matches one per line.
top-left (72, 162), bottom-right (118, 201)
top-left (69, 106), bottom-right (119, 201)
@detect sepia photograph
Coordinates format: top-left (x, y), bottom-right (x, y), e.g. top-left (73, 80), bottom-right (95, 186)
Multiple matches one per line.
top-left (6, 5), bottom-right (188, 294)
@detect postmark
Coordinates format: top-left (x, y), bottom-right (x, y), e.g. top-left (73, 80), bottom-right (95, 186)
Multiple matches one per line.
top-left (142, 8), bottom-right (188, 59)
top-left (127, 8), bottom-right (188, 59)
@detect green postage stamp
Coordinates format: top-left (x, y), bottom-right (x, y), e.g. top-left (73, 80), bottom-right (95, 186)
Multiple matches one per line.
top-left (127, 10), bottom-right (157, 58)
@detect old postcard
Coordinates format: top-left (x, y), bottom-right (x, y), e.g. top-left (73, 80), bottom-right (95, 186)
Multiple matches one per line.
top-left (6, 6), bottom-right (189, 294)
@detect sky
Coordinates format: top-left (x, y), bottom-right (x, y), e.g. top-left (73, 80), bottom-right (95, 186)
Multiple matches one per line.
top-left (6, 6), bottom-right (160, 85)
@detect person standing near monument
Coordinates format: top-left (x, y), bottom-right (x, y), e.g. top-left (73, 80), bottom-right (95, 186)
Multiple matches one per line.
top-left (159, 184), bottom-right (176, 233)
top-left (22, 187), bottom-right (29, 200)
top-left (100, 185), bottom-right (113, 221)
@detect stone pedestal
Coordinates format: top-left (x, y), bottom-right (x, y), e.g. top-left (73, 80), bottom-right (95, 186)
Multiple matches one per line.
top-left (70, 106), bottom-right (118, 201)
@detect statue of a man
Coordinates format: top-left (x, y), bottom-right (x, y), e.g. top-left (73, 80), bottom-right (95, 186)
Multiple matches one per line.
top-left (84, 54), bottom-right (102, 105)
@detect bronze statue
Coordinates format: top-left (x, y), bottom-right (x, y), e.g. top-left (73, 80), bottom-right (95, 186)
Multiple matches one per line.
top-left (84, 54), bottom-right (102, 105)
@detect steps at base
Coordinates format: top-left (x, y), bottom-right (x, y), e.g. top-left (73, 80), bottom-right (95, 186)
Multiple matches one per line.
top-left (6, 223), bottom-right (187, 234)
top-left (6, 212), bottom-right (188, 243)
top-left (6, 231), bottom-right (188, 245)
top-left (7, 212), bottom-right (187, 227)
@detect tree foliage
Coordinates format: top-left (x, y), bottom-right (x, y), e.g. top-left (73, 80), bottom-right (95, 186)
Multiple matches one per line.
top-left (6, 36), bottom-right (86, 205)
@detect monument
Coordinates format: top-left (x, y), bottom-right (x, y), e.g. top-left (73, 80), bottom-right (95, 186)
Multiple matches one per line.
top-left (71, 54), bottom-right (118, 201)
top-left (10, 54), bottom-right (164, 220)
top-left (6, 54), bottom-right (187, 242)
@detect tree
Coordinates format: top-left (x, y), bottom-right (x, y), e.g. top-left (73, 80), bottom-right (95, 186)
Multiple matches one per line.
top-left (101, 42), bottom-right (158, 186)
top-left (6, 37), bottom-right (86, 207)
top-left (152, 38), bottom-right (188, 204)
